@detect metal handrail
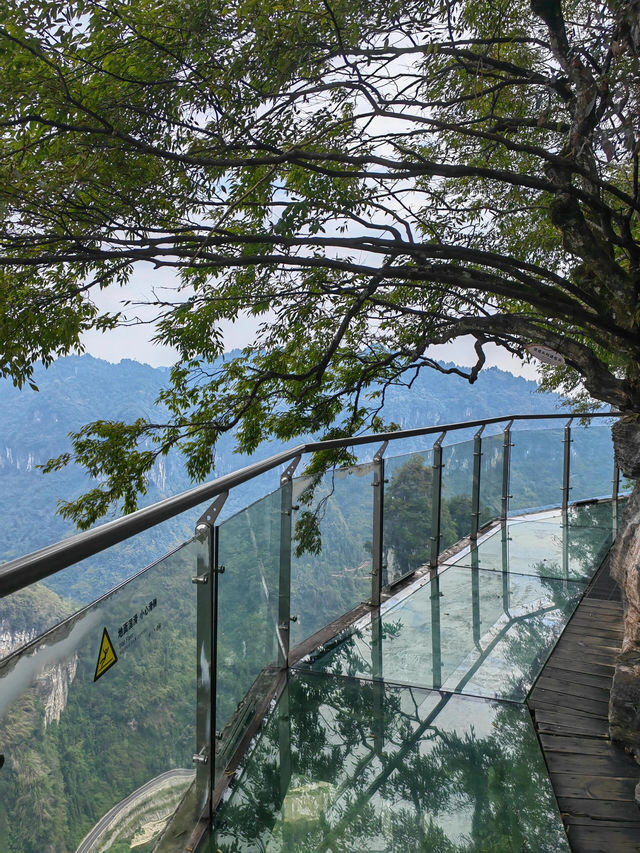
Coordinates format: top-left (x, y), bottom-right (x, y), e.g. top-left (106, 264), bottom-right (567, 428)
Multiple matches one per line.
top-left (0, 410), bottom-right (618, 597)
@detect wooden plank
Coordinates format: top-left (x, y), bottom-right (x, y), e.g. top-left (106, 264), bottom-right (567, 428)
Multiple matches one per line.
top-left (535, 718), bottom-right (611, 739)
top-left (544, 751), bottom-right (639, 779)
top-left (555, 628), bottom-right (620, 645)
top-left (530, 700), bottom-right (609, 722)
top-left (557, 797), bottom-right (640, 823)
top-left (576, 598), bottom-right (623, 617)
top-left (567, 610), bottom-right (623, 625)
top-left (563, 815), bottom-right (640, 828)
top-left (566, 615), bottom-right (622, 629)
top-left (539, 735), bottom-right (622, 756)
top-left (567, 609), bottom-right (622, 620)
top-left (563, 624), bottom-right (623, 642)
top-left (542, 666), bottom-right (614, 691)
top-left (565, 825), bottom-right (640, 852)
top-left (553, 637), bottom-right (621, 655)
top-left (538, 655), bottom-right (616, 679)
top-left (530, 687), bottom-right (610, 718)
top-left (548, 649), bottom-right (618, 671)
top-left (551, 774), bottom-right (638, 801)
top-left (534, 676), bottom-right (611, 704)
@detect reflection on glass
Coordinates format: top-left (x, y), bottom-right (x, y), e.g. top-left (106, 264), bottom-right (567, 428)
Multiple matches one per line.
top-left (0, 538), bottom-right (201, 853)
top-left (508, 428), bottom-right (564, 514)
top-left (441, 439), bottom-right (475, 551)
top-left (305, 566), bottom-right (584, 701)
top-left (382, 450), bottom-right (433, 585)
top-left (216, 490), bottom-right (282, 755)
top-left (449, 519), bottom-right (613, 582)
top-left (212, 673), bottom-right (570, 852)
top-left (478, 433), bottom-right (504, 527)
top-left (290, 464), bottom-right (374, 646)
top-left (512, 502), bottom-right (620, 529)
top-left (569, 425), bottom-right (615, 503)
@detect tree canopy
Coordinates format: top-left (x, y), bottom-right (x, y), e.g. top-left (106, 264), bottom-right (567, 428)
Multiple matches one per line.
top-left (1, 0), bottom-right (639, 523)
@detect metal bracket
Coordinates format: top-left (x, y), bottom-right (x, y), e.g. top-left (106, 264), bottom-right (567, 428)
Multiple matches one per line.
top-left (374, 440), bottom-right (388, 463)
top-left (191, 573), bottom-right (209, 585)
top-left (192, 747), bottom-right (208, 765)
top-left (280, 454), bottom-right (301, 486)
top-left (195, 490), bottom-right (229, 532)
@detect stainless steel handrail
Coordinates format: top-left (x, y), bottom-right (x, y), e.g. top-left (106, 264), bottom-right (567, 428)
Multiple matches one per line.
top-left (0, 411), bottom-right (618, 597)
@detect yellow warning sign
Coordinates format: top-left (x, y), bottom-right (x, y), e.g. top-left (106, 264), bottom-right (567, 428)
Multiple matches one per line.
top-left (94, 628), bottom-right (118, 681)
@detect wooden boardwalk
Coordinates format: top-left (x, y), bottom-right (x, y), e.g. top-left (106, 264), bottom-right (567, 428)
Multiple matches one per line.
top-left (528, 560), bottom-right (640, 852)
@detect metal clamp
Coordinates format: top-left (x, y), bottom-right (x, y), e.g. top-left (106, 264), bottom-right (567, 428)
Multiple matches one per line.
top-left (192, 748), bottom-right (208, 765)
top-left (191, 573), bottom-right (209, 585)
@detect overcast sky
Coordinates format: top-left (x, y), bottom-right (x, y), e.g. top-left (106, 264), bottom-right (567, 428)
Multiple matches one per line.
top-left (80, 267), bottom-right (542, 381)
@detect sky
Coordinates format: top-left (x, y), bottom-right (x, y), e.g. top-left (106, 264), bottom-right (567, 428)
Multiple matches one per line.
top-left (80, 266), bottom-right (542, 381)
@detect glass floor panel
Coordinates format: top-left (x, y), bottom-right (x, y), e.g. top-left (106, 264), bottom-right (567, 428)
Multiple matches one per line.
top-left (302, 567), bottom-right (585, 701)
top-left (444, 520), bottom-right (612, 582)
top-left (211, 673), bottom-right (570, 852)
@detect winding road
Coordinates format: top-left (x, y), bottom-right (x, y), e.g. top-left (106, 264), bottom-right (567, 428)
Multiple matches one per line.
top-left (75, 768), bottom-right (195, 853)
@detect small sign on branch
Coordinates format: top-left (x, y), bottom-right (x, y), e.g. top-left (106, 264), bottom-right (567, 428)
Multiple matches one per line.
top-left (526, 344), bottom-right (565, 366)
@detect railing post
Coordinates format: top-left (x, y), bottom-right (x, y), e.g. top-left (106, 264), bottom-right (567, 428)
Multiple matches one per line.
top-left (278, 455), bottom-right (301, 669)
top-left (562, 417), bottom-right (573, 513)
top-left (429, 432), bottom-right (446, 571)
top-left (612, 460), bottom-right (620, 528)
top-left (278, 678), bottom-right (292, 806)
top-left (471, 425), bottom-right (485, 542)
top-left (501, 524), bottom-right (510, 611)
top-left (430, 574), bottom-right (442, 688)
top-left (371, 441), bottom-right (388, 605)
top-left (501, 420), bottom-right (514, 523)
top-left (471, 553), bottom-right (480, 646)
top-left (193, 491), bottom-right (228, 816)
top-left (371, 612), bottom-right (385, 754)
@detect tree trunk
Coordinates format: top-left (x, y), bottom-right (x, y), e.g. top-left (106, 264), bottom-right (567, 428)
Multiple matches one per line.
top-left (608, 422), bottom-right (640, 798)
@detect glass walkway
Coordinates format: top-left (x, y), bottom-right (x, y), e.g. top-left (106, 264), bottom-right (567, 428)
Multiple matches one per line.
top-left (210, 504), bottom-right (617, 852)
top-left (0, 413), bottom-right (626, 852)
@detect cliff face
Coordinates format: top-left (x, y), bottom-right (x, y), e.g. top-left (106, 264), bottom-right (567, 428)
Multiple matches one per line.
top-left (0, 585), bottom-right (79, 728)
top-left (35, 654), bottom-right (79, 728)
top-left (0, 626), bottom-right (37, 659)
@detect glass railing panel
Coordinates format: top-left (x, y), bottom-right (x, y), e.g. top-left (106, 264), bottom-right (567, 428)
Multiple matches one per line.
top-left (479, 432), bottom-right (504, 527)
top-left (382, 450), bottom-right (433, 585)
top-left (448, 518), bottom-right (613, 582)
top-left (0, 496), bottom-right (220, 660)
top-left (304, 565), bottom-right (584, 701)
top-left (569, 424), bottom-right (615, 503)
top-left (509, 427), bottom-right (564, 514)
top-left (215, 489), bottom-right (282, 777)
top-left (211, 673), bottom-right (570, 852)
top-left (440, 438), bottom-right (474, 551)
top-left (0, 537), bottom-right (202, 853)
top-left (289, 463), bottom-right (374, 647)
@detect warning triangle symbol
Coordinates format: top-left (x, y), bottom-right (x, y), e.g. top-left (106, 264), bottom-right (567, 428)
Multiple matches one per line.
top-left (94, 628), bottom-right (118, 681)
